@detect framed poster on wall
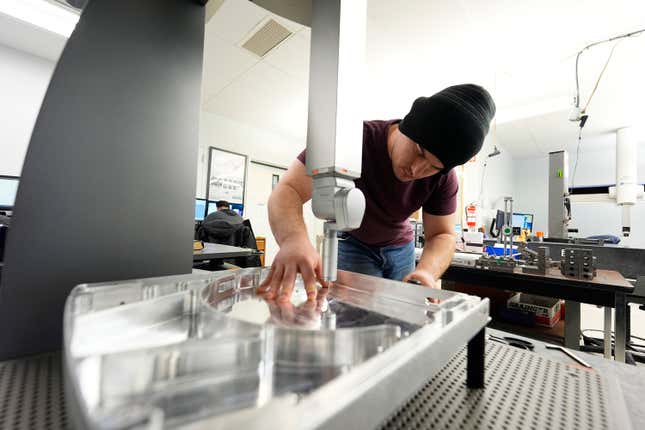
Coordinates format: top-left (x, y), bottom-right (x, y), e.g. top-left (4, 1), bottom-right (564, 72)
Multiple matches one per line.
top-left (206, 147), bottom-right (247, 205)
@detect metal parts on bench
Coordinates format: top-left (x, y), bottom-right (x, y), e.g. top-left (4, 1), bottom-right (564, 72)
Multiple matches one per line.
top-left (63, 268), bottom-right (489, 430)
top-left (475, 254), bottom-right (517, 272)
top-left (521, 246), bottom-right (553, 275)
top-left (474, 244), bottom-right (556, 274)
top-left (560, 248), bottom-right (597, 279)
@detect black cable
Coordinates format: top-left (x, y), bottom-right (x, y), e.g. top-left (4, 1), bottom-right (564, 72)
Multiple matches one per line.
top-left (570, 123), bottom-right (584, 190)
top-left (574, 27), bottom-right (645, 109)
top-left (582, 328), bottom-right (645, 345)
top-left (582, 329), bottom-right (645, 350)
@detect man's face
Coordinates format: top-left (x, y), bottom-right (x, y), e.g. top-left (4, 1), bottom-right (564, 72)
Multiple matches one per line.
top-left (390, 129), bottom-right (444, 182)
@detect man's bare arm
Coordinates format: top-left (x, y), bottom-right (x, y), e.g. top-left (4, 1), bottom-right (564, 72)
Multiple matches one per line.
top-left (268, 159), bottom-right (312, 246)
top-left (403, 212), bottom-right (456, 286)
top-left (258, 159), bottom-right (325, 301)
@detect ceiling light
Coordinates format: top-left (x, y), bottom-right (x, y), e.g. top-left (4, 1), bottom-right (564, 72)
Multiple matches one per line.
top-left (0, 0), bottom-right (80, 38)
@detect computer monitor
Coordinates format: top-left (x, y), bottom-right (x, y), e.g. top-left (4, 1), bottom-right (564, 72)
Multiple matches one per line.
top-left (206, 201), bottom-right (244, 217)
top-left (206, 200), bottom-right (218, 216)
top-left (195, 198), bottom-right (206, 221)
top-left (513, 213), bottom-right (534, 232)
top-left (0, 176), bottom-right (19, 210)
top-left (230, 203), bottom-right (244, 217)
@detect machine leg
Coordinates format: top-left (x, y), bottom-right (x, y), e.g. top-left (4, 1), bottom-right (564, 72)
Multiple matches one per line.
top-left (614, 294), bottom-right (627, 362)
top-left (603, 307), bottom-right (612, 359)
top-left (564, 300), bottom-right (581, 349)
top-left (467, 327), bottom-right (485, 389)
top-left (626, 305), bottom-right (631, 345)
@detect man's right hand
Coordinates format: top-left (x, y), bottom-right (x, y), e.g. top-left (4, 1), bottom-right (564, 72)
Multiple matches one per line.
top-left (257, 235), bottom-right (327, 302)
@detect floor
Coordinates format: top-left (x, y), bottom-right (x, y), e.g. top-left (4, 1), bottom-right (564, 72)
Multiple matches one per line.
top-left (581, 303), bottom-right (645, 340)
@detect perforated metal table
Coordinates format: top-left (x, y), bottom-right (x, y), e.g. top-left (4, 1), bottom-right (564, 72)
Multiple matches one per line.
top-left (2, 336), bottom-right (641, 430)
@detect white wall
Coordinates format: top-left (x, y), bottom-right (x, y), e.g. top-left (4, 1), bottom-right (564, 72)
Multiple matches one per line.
top-left (513, 139), bottom-right (645, 248)
top-left (0, 44), bottom-right (55, 176)
top-left (197, 111), bottom-right (302, 197)
top-left (198, 111), bottom-right (324, 254)
top-left (0, 40), bottom-right (522, 253)
top-left (513, 156), bottom-right (549, 234)
top-left (461, 136), bottom-right (515, 230)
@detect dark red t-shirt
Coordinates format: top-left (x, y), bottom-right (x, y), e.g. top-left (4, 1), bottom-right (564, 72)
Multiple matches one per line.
top-left (298, 119), bottom-right (458, 247)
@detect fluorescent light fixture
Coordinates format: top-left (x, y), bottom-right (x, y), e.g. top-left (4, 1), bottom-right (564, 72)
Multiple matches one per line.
top-left (0, 0), bottom-right (79, 37)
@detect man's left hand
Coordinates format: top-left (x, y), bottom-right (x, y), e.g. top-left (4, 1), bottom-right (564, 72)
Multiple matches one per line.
top-left (402, 269), bottom-right (437, 288)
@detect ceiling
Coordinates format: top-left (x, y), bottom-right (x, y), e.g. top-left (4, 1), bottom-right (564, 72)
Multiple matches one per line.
top-left (202, 0), bottom-right (645, 157)
top-left (201, 0), bottom-right (310, 141)
top-left (2, 0), bottom-right (645, 158)
top-left (0, 11), bottom-right (66, 61)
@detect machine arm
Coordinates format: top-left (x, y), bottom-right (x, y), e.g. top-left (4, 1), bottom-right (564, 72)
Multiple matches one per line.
top-left (254, 0), bottom-right (367, 282)
top-left (306, 0), bottom-right (367, 282)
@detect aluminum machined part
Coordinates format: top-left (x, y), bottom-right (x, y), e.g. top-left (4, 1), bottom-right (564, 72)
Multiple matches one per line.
top-left (63, 269), bottom-right (489, 429)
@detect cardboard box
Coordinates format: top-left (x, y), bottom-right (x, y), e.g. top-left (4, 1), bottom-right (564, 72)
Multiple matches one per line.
top-left (504, 293), bottom-right (561, 328)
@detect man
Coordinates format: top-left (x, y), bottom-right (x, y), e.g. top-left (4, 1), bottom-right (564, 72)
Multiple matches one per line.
top-left (260, 84), bottom-right (495, 302)
top-left (197, 200), bottom-right (244, 243)
top-left (197, 200), bottom-right (261, 267)
top-left (215, 200), bottom-right (242, 219)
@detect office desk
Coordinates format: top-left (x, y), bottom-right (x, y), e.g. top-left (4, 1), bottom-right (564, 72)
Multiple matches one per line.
top-left (192, 242), bottom-right (259, 262)
top-left (443, 265), bottom-right (634, 362)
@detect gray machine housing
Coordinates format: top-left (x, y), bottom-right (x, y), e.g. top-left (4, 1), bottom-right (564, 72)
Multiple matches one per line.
top-left (0, 0), bottom-right (206, 360)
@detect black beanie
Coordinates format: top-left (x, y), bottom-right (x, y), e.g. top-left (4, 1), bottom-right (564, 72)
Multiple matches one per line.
top-left (398, 84), bottom-right (496, 172)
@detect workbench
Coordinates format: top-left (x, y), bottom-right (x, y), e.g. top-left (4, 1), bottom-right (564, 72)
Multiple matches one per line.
top-left (442, 265), bottom-right (634, 362)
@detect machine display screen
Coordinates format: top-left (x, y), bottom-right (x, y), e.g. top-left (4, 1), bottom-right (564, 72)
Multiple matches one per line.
top-left (195, 198), bottom-right (206, 221)
top-left (513, 213), bottom-right (534, 232)
top-left (0, 177), bottom-right (19, 209)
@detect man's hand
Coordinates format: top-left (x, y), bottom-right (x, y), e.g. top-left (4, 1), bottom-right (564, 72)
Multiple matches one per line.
top-left (403, 269), bottom-right (437, 288)
top-left (257, 235), bottom-right (326, 302)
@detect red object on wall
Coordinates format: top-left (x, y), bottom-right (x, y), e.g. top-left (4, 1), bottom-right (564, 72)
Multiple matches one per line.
top-left (466, 204), bottom-right (477, 229)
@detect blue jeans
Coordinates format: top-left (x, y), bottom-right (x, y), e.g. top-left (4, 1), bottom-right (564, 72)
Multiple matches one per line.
top-left (337, 233), bottom-right (415, 281)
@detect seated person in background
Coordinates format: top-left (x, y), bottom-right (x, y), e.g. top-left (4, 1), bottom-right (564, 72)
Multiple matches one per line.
top-left (198, 200), bottom-right (244, 244)
top-left (213, 200), bottom-right (243, 223)
top-left (197, 200), bottom-right (261, 267)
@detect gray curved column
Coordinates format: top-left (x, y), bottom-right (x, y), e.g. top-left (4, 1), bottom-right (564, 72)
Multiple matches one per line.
top-left (0, 0), bottom-right (205, 359)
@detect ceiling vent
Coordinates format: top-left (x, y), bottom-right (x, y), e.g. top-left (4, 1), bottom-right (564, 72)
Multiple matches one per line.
top-left (242, 18), bottom-right (292, 57)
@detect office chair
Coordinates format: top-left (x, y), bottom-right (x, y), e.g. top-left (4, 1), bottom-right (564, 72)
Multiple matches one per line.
top-left (195, 217), bottom-right (261, 269)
